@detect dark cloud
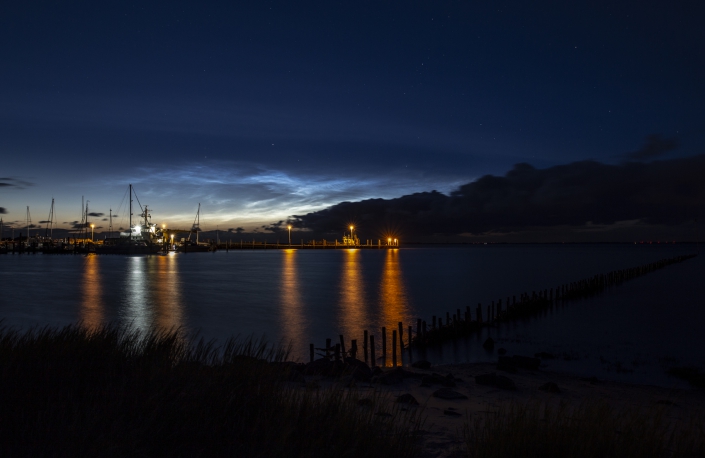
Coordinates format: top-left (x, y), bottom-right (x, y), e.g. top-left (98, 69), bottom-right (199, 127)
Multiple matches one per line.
top-left (69, 221), bottom-right (87, 229)
top-left (0, 207), bottom-right (6, 214)
top-left (0, 177), bottom-right (33, 189)
top-left (228, 227), bottom-right (245, 234)
top-left (87, 212), bottom-right (104, 217)
top-left (292, 155), bottom-right (705, 238)
top-left (262, 220), bottom-right (287, 233)
top-left (38, 220), bottom-right (51, 224)
top-left (102, 218), bottom-right (108, 221)
top-left (627, 134), bottom-right (679, 160)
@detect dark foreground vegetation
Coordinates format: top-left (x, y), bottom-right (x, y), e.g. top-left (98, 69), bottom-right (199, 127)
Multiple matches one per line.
top-left (464, 401), bottom-right (705, 458)
top-left (1, 324), bottom-right (703, 457)
top-left (0, 324), bottom-right (419, 457)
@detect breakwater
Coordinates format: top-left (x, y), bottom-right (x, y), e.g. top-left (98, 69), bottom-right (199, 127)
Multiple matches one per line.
top-left (309, 253), bottom-right (698, 367)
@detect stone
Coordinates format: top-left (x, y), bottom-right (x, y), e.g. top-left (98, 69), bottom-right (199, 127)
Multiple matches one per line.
top-left (497, 347), bottom-right (507, 355)
top-left (475, 372), bottom-right (516, 390)
top-left (497, 356), bottom-right (518, 373)
top-left (377, 369), bottom-right (404, 385)
top-left (494, 375), bottom-right (517, 391)
top-left (535, 351), bottom-right (555, 359)
top-left (304, 358), bottom-right (333, 376)
top-left (420, 373), bottom-right (456, 387)
top-left (395, 393), bottom-right (419, 405)
top-left (411, 360), bottom-right (432, 369)
top-left (432, 388), bottom-right (468, 400)
top-left (483, 337), bottom-right (495, 351)
top-left (512, 355), bottom-right (541, 370)
top-left (475, 372), bottom-right (497, 386)
top-left (444, 408), bottom-right (462, 417)
top-left (343, 357), bottom-right (372, 381)
top-left (538, 382), bottom-right (561, 393)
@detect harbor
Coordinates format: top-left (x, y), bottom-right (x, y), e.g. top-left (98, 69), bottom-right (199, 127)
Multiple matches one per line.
top-left (0, 186), bottom-right (401, 254)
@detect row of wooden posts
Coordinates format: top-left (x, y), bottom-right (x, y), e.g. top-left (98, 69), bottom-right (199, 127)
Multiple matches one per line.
top-left (310, 322), bottom-right (414, 367)
top-left (309, 253), bottom-right (698, 366)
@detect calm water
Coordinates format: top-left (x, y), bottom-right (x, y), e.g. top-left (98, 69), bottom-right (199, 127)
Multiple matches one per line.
top-left (1, 245), bottom-right (703, 387)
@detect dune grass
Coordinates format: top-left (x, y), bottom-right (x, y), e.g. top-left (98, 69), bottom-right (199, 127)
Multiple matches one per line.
top-left (463, 399), bottom-right (705, 458)
top-left (0, 324), bottom-right (421, 457)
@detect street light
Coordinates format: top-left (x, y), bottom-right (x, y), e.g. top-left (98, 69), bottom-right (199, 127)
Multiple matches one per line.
top-left (90, 224), bottom-right (94, 242)
top-left (350, 225), bottom-right (354, 245)
top-left (288, 225), bottom-right (292, 246)
top-left (170, 233), bottom-right (174, 251)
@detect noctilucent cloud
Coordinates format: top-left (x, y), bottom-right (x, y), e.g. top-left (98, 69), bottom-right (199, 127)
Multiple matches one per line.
top-left (1, 2), bottom-right (703, 238)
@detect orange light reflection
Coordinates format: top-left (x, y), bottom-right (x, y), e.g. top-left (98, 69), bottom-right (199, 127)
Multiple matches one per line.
top-left (339, 249), bottom-right (366, 346)
top-left (151, 253), bottom-right (184, 331)
top-left (80, 254), bottom-right (103, 331)
top-left (379, 249), bottom-right (409, 366)
top-left (280, 249), bottom-right (306, 355)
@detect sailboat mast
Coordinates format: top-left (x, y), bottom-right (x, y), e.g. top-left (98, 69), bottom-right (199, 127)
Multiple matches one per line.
top-left (197, 203), bottom-right (200, 244)
top-left (109, 208), bottom-right (113, 238)
top-left (45, 198), bottom-right (55, 238)
top-left (129, 184), bottom-right (133, 241)
top-left (26, 206), bottom-right (30, 243)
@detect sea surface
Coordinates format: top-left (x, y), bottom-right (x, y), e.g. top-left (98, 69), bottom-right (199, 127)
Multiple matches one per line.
top-left (1, 244), bottom-right (703, 388)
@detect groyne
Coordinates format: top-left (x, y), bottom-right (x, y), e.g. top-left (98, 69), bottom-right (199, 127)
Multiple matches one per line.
top-left (310, 253), bottom-right (698, 366)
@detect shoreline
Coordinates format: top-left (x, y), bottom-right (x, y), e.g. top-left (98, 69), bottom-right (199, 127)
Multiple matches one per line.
top-left (326, 361), bottom-right (705, 458)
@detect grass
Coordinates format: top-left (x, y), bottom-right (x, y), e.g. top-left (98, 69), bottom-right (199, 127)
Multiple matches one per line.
top-left (0, 324), bottom-right (421, 457)
top-left (463, 400), bottom-right (705, 458)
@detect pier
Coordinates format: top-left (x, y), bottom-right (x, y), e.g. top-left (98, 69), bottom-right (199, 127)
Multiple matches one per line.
top-left (212, 238), bottom-right (400, 250)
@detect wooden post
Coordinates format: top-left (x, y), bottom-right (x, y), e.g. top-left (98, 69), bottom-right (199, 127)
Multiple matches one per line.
top-left (392, 330), bottom-right (397, 367)
top-left (370, 335), bottom-right (376, 367)
top-left (309, 343), bottom-right (314, 363)
top-left (363, 330), bottom-right (368, 363)
top-left (334, 344), bottom-right (340, 362)
top-left (398, 322), bottom-right (404, 365)
top-left (339, 334), bottom-right (346, 357)
top-left (422, 320), bottom-right (427, 336)
top-left (432, 316), bottom-right (436, 329)
top-left (382, 327), bottom-right (387, 367)
top-left (351, 339), bottom-right (357, 359)
top-left (326, 338), bottom-right (331, 358)
top-left (408, 325), bottom-right (413, 350)
top-left (416, 319), bottom-right (421, 339)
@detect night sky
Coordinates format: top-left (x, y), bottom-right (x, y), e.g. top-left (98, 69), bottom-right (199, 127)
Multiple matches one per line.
top-left (1, 2), bottom-right (704, 241)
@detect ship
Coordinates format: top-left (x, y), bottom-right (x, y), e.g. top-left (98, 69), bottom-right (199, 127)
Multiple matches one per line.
top-left (96, 184), bottom-right (163, 255)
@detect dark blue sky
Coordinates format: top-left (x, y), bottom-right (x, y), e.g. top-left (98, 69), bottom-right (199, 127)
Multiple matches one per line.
top-left (1, 1), bottom-right (703, 238)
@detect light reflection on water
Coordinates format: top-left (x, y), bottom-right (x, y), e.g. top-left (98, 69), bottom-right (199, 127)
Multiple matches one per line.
top-left (2, 245), bottom-right (703, 386)
top-left (152, 254), bottom-right (183, 331)
top-left (378, 249), bottom-right (410, 366)
top-left (80, 254), bottom-right (103, 330)
top-left (115, 254), bottom-right (184, 334)
top-left (338, 249), bottom-right (366, 347)
top-left (280, 249), bottom-right (306, 353)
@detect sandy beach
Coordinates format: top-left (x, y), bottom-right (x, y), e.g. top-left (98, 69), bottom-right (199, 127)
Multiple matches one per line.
top-left (307, 361), bottom-right (705, 458)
